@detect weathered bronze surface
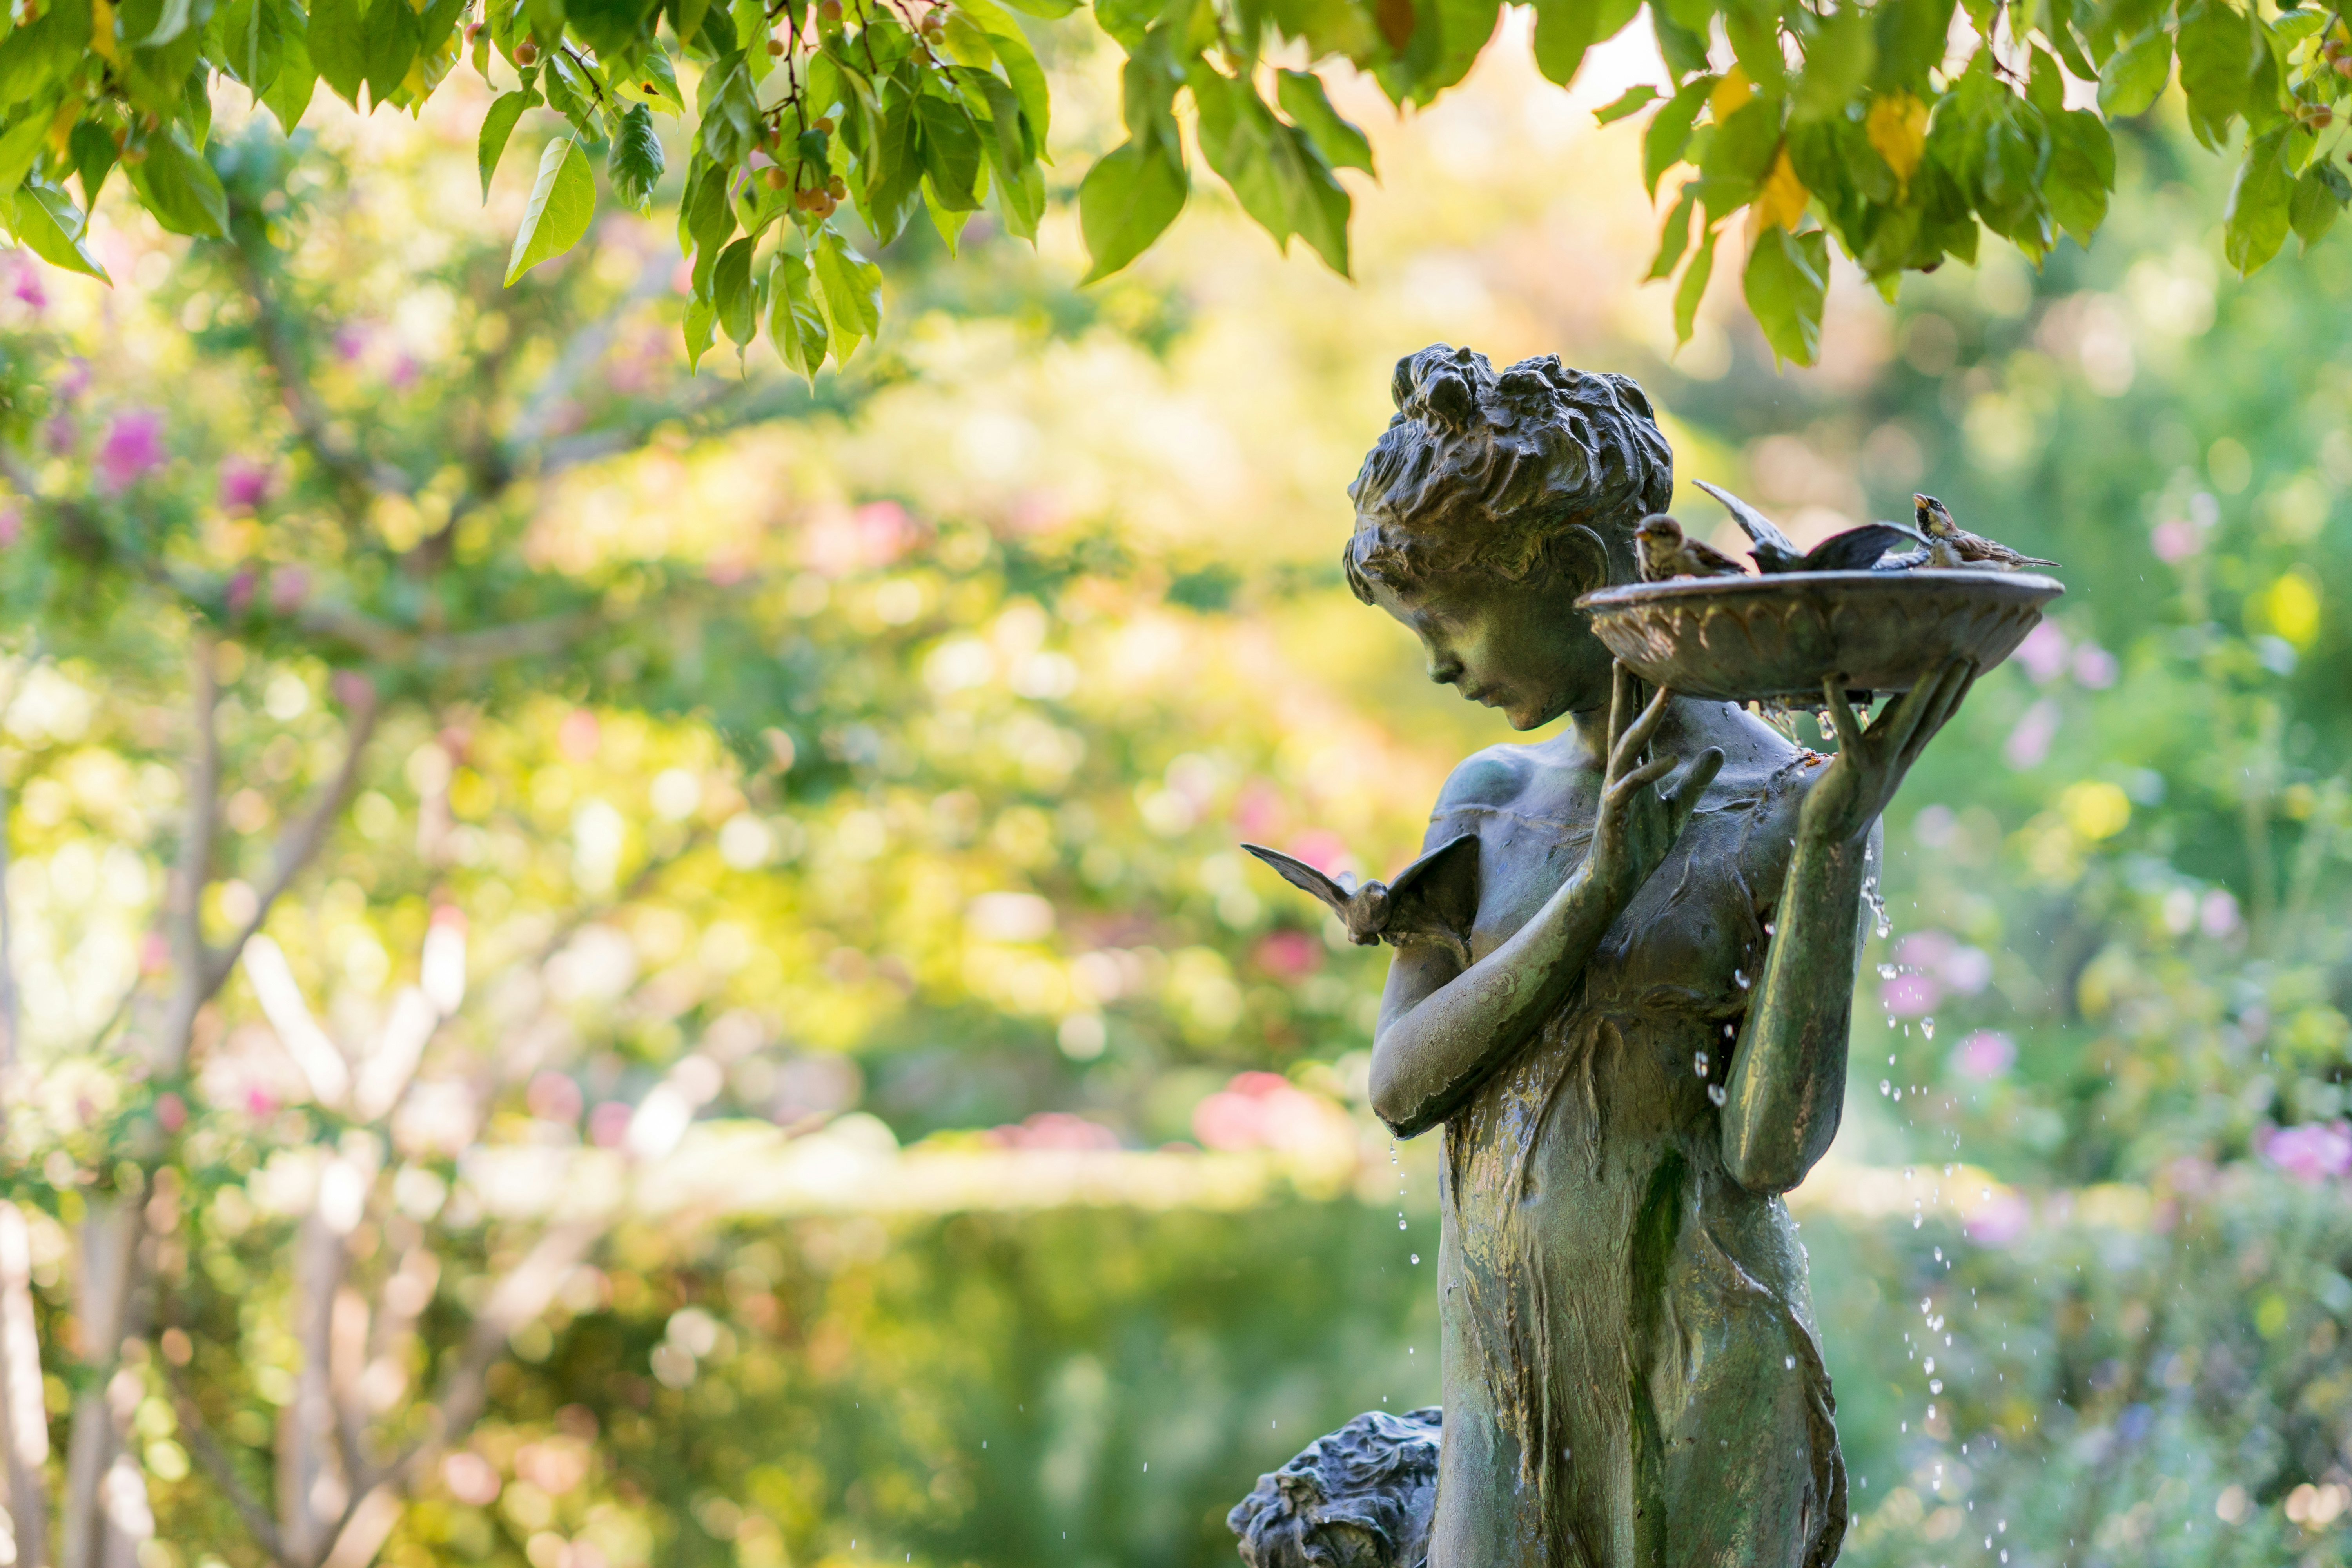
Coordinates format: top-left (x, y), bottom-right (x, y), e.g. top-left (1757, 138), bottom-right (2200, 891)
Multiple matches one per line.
top-left (1234, 344), bottom-right (1990, 1568)
top-left (1580, 568), bottom-right (2062, 704)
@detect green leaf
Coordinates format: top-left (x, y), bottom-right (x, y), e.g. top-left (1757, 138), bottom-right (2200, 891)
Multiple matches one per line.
top-left (615, 48), bottom-right (684, 114)
top-left (1650, 4), bottom-right (1708, 76)
top-left (1742, 224), bottom-right (1827, 366)
top-left (1647, 184), bottom-right (1696, 279)
top-left (68, 119), bottom-right (118, 210)
top-left (916, 91), bottom-right (985, 210)
top-left (2046, 107), bottom-right (2114, 246)
top-left (361, 0), bottom-right (419, 103)
top-left (478, 86), bottom-right (538, 202)
top-left (1593, 83), bottom-right (1659, 125)
top-left (813, 227), bottom-right (882, 355)
top-left (1673, 222), bottom-right (1716, 344)
top-left (307, 0), bottom-right (368, 104)
top-left (2176, 0), bottom-right (2253, 147)
top-left (683, 294), bottom-right (717, 372)
top-left (1276, 68), bottom-right (1372, 173)
top-left (2098, 27), bottom-right (2171, 116)
top-left (610, 100), bottom-right (665, 213)
top-left (566, 0), bottom-right (657, 57)
top-left (127, 130), bottom-right (229, 235)
top-left (1643, 75), bottom-right (1712, 197)
top-left (1076, 132), bottom-right (1187, 285)
top-left (503, 135), bottom-right (596, 285)
top-left (713, 233), bottom-right (756, 346)
top-left (767, 249), bottom-right (829, 385)
top-left (11, 182), bottom-right (108, 279)
top-left (996, 0), bottom-right (1077, 15)
top-left (260, 2), bottom-right (316, 131)
top-left (695, 51), bottom-right (759, 166)
top-left (219, 0), bottom-right (281, 91)
top-left (2223, 128), bottom-right (2293, 273)
top-left (0, 109), bottom-right (50, 196)
top-left (949, 0), bottom-right (1051, 154)
top-left (2289, 162), bottom-right (2350, 249)
top-left (680, 155), bottom-right (733, 258)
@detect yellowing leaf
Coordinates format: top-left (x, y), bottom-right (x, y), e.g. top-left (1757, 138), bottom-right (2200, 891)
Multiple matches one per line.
top-left (1709, 65), bottom-right (1753, 124)
top-left (1752, 146), bottom-right (1808, 232)
top-left (90, 0), bottom-right (121, 63)
top-left (1867, 92), bottom-right (1929, 185)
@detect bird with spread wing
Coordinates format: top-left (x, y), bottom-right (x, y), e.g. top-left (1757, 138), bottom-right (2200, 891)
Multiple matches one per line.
top-left (1694, 481), bottom-right (1931, 574)
top-left (1242, 834), bottom-right (1481, 967)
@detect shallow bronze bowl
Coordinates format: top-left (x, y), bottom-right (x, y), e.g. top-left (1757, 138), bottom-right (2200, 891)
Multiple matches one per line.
top-left (1575, 570), bottom-right (2065, 704)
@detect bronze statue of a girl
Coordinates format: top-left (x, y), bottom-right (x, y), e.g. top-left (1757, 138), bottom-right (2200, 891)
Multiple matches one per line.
top-left (1232, 345), bottom-right (1973, 1568)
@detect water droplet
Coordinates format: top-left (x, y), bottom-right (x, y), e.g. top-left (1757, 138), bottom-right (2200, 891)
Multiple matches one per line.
top-left (1877, 963), bottom-right (1898, 979)
top-left (1880, 1079), bottom-right (1892, 1096)
top-left (1922, 1018), bottom-right (1935, 1039)
top-left (1734, 968), bottom-right (1749, 989)
top-left (1707, 1084), bottom-right (1726, 1106)
top-left (1784, 1356), bottom-right (1795, 1370)
top-left (1763, 921), bottom-right (1775, 935)
top-left (1924, 1357), bottom-right (1936, 1374)
top-left (1695, 1051), bottom-right (1710, 1076)
top-left (1410, 1253), bottom-right (1420, 1264)
top-left (1912, 1214), bottom-right (1923, 1229)
top-left (1399, 1219), bottom-right (1408, 1230)
top-left (1930, 1379), bottom-right (1944, 1394)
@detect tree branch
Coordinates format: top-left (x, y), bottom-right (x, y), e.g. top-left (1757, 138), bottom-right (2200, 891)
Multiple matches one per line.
top-left (222, 240), bottom-right (414, 515)
top-left (162, 1372), bottom-right (288, 1566)
top-left (203, 684), bottom-right (382, 995)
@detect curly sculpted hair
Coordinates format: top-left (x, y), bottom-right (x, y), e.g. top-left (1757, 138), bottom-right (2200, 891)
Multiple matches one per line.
top-left (1343, 344), bottom-right (1674, 603)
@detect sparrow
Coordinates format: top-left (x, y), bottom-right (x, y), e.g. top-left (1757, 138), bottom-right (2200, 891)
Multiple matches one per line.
top-left (1913, 494), bottom-right (2060, 571)
top-left (1635, 514), bottom-right (1748, 582)
top-left (1695, 481), bottom-right (1933, 574)
top-left (1242, 833), bottom-right (1481, 966)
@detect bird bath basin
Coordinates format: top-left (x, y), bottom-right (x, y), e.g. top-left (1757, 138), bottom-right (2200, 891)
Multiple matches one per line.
top-left (1576, 569), bottom-right (2065, 705)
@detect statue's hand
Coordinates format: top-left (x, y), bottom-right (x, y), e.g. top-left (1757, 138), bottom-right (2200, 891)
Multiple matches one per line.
top-left (1588, 664), bottom-right (1725, 906)
top-left (1799, 659), bottom-right (1974, 847)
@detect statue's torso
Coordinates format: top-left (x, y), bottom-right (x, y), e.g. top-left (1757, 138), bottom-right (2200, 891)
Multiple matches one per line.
top-left (1425, 726), bottom-right (1848, 1568)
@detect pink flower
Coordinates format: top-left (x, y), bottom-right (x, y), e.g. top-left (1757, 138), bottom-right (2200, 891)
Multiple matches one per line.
top-left (2015, 622), bottom-right (2070, 684)
top-left (224, 567), bottom-right (257, 617)
top-left (219, 458), bottom-right (273, 511)
top-left (2150, 519), bottom-right (2201, 563)
top-left (1953, 1030), bottom-right (2016, 1079)
top-left (2200, 890), bottom-right (2240, 939)
top-left (559, 708), bottom-right (601, 762)
top-left (1192, 1072), bottom-right (1347, 1154)
top-left (95, 409), bottom-right (166, 491)
top-left (11, 260), bottom-right (46, 312)
top-left (526, 1071), bottom-right (585, 1124)
top-left (270, 567), bottom-right (310, 614)
top-left (331, 670), bottom-right (376, 711)
top-left (1880, 972), bottom-right (1941, 1018)
top-left (2071, 644), bottom-right (2118, 689)
top-left (587, 1101), bottom-right (634, 1148)
top-left (1282, 831), bottom-right (1351, 878)
top-left (1964, 1191), bottom-right (2030, 1247)
top-left (2260, 1122), bottom-right (2352, 1185)
top-left (2005, 699), bottom-right (2060, 769)
top-left (987, 1112), bottom-right (1120, 1151)
top-left (0, 508), bottom-right (19, 547)
top-left (1254, 930), bottom-right (1322, 980)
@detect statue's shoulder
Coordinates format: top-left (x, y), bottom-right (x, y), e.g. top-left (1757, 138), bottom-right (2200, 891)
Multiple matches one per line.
top-left (1429, 740), bottom-right (1554, 820)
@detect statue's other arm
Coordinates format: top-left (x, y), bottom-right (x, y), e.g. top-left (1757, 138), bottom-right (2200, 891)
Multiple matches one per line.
top-left (1715, 818), bottom-right (1878, 1192)
top-left (1719, 662), bottom-right (1974, 1192)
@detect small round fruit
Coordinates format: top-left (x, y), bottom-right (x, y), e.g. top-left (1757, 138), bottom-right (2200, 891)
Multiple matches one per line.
top-left (768, 35), bottom-right (784, 53)
top-left (512, 38), bottom-right (538, 62)
top-left (121, 145), bottom-right (148, 164)
top-left (764, 165), bottom-right (789, 189)
top-left (818, 0), bottom-right (841, 18)
top-left (815, 191), bottom-right (838, 217)
top-left (814, 115), bottom-right (835, 133)
top-left (465, 21), bottom-right (482, 40)
top-left (826, 174), bottom-right (846, 197)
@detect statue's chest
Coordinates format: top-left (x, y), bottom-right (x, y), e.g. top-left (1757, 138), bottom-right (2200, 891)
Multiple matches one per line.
top-left (1459, 790), bottom-right (1780, 1018)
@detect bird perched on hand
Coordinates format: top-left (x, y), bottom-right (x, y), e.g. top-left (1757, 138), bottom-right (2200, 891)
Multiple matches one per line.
top-left (1243, 833), bottom-right (1481, 965)
top-left (1695, 481), bottom-right (1932, 574)
top-left (1635, 514), bottom-right (1749, 581)
top-left (1913, 494), bottom-right (2060, 571)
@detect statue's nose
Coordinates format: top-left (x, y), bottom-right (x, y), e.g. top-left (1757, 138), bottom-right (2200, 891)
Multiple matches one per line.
top-left (1429, 656), bottom-right (1463, 686)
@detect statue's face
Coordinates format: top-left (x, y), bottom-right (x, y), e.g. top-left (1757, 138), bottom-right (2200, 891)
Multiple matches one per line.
top-left (1366, 564), bottom-right (1615, 731)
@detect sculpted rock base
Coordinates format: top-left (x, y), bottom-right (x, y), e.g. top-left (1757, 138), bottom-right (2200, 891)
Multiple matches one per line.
top-left (1228, 1408), bottom-right (1443, 1568)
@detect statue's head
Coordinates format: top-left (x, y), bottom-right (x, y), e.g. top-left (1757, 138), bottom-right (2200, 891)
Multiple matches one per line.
top-left (1344, 345), bottom-right (1673, 730)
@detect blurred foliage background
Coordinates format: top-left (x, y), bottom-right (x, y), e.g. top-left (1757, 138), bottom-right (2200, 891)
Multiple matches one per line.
top-left (3, 18), bottom-right (2352, 1568)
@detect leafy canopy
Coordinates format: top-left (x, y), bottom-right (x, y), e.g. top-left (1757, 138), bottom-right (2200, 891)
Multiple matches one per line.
top-left (1, 0), bottom-right (2349, 361)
